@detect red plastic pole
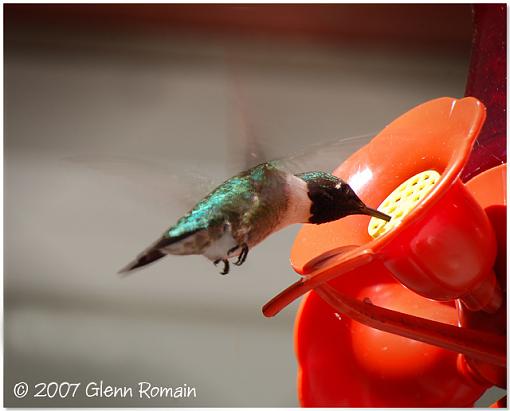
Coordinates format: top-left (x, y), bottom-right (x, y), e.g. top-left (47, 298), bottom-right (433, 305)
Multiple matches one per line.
top-left (315, 283), bottom-right (506, 367)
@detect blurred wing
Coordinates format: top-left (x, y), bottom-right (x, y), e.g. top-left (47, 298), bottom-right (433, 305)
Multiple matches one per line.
top-left (224, 52), bottom-right (375, 176)
top-left (62, 154), bottom-right (219, 217)
top-left (272, 133), bottom-right (375, 176)
top-left (225, 57), bottom-right (269, 173)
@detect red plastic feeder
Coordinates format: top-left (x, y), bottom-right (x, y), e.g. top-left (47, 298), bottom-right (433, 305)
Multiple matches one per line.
top-left (262, 97), bottom-right (506, 406)
top-left (293, 163), bottom-right (506, 407)
top-left (264, 97), bottom-right (500, 315)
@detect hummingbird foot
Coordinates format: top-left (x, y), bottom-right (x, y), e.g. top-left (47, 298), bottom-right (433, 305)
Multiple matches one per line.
top-left (227, 244), bottom-right (249, 266)
top-left (234, 244), bottom-right (249, 266)
top-left (228, 245), bottom-right (240, 256)
top-left (214, 259), bottom-right (230, 275)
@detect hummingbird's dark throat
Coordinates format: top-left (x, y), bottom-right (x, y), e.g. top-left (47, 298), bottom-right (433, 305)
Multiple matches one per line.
top-left (303, 176), bottom-right (391, 224)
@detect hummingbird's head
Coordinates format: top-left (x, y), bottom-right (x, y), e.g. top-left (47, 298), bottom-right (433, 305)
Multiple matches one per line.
top-left (296, 171), bottom-right (390, 224)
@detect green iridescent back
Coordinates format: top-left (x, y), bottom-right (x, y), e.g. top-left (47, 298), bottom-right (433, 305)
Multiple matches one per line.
top-left (166, 162), bottom-right (283, 239)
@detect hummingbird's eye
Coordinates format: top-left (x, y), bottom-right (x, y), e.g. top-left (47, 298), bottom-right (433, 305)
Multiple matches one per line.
top-left (338, 182), bottom-right (352, 195)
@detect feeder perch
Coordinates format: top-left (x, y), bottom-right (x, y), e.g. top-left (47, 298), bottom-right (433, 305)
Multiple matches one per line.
top-left (263, 97), bottom-right (506, 406)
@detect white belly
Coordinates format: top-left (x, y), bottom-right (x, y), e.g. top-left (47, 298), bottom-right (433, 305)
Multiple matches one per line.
top-left (202, 174), bottom-right (312, 262)
top-left (203, 232), bottom-right (239, 261)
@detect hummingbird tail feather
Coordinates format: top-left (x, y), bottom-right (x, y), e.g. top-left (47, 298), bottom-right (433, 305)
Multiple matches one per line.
top-left (118, 248), bottom-right (166, 275)
top-left (118, 229), bottom-right (204, 275)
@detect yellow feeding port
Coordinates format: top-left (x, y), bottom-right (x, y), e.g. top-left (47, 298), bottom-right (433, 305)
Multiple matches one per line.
top-left (368, 170), bottom-right (441, 239)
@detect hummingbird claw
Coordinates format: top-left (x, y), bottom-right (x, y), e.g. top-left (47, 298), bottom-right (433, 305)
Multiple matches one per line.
top-left (234, 244), bottom-right (249, 266)
top-left (214, 259), bottom-right (230, 275)
top-left (227, 245), bottom-right (240, 256)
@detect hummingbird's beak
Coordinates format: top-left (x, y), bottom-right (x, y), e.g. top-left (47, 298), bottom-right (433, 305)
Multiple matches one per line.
top-left (362, 206), bottom-right (391, 222)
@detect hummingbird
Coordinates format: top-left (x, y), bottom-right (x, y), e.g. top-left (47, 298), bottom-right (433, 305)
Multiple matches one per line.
top-left (119, 161), bottom-right (390, 275)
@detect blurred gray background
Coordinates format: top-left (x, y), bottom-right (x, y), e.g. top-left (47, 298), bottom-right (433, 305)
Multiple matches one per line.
top-left (6, 4), bottom-right (500, 407)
